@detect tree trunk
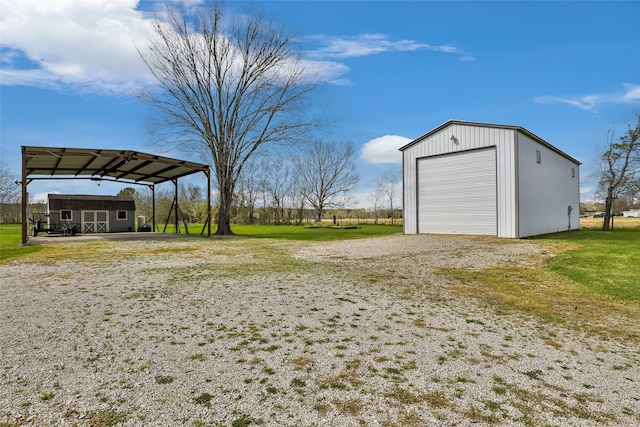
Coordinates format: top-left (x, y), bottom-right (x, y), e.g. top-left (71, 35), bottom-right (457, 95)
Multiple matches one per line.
top-left (602, 189), bottom-right (614, 231)
top-left (216, 183), bottom-right (234, 235)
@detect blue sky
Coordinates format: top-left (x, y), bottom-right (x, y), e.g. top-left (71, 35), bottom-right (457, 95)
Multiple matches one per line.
top-left (1, 0), bottom-right (639, 207)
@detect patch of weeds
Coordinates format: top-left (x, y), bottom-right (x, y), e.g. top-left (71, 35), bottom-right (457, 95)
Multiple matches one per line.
top-left (39, 392), bottom-right (55, 401)
top-left (231, 414), bottom-right (264, 427)
top-left (402, 360), bottom-right (418, 370)
top-left (263, 367), bottom-right (276, 375)
top-left (544, 338), bottom-right (563, 349)
top-left (385, 386), bottom-right (422, 404)
top-left (154, 375), bottom-right (174, 384)
top-left (422, 390), bottom-right (454, 409)
top-left (85, 408), bottom-right (129, 427)
top-left (345, 358), bottom-right (362, 370)
top-left (492, 385), bottom-right (508, 395)
top-left (265, 386), bottom-right (278, 394)
top-left (313, 403), bottom-right (332, 416)
top-left (385, 385), bottom-right (454, 410)
top-left (333, 398), bottom-right (364, 416)
top-left (188, 353), bottom-right (206, 362)
top-left (522, 369), bottom-right (543, 380)
top-left (464, 405), bottom-right (486, 424)
top-left (485, 400), bottom-right (501, 411)
top-left (193, 392), bottom-right (214, 407)
top-left (317, 370), bottom-right (362, 390)
top-left (395, 410), bottom-right (426, 427)
top-left (385, 367), bottom-right (402, 375)
top-left (291, 378), bottom-right (306, 387)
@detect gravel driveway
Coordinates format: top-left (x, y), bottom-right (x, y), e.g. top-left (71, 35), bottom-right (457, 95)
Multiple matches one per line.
top-left (1, 234), bottom-right (638, 426)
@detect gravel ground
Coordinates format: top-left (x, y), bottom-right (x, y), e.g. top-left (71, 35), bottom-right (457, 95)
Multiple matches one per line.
top-left (1, 234), bottom-right (639, 426)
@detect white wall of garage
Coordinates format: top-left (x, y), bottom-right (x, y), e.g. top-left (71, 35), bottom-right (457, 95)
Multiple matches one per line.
top-left (401, 121), bottom-right (580, 238)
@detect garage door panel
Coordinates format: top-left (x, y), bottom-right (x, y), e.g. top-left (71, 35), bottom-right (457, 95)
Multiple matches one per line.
top-left (417, 148), bottom-right (497, 235)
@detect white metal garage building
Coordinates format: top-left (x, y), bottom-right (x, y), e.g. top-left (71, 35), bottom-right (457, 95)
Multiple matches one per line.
top-left (400, 120), bottom-right (581, 238)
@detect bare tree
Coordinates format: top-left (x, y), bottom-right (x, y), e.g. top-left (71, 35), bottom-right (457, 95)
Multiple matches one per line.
top-left (597, 114), bottom-right (640, 230)
top-left (375, 169), bottom-right (401, 224)
top-left (261, 156), bottom-right (293, 224)
top-left (0, 161), bottom-right (20, 205)
top-left (294, 140), bottom-right (359, 222)
top-left (236, 158), bottom-right (261, 224)
top-left (138, 2), bottom-right (317, 234)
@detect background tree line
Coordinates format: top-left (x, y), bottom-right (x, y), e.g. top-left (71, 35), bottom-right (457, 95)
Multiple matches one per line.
top-left (123, 143), bottom-right (400, 228)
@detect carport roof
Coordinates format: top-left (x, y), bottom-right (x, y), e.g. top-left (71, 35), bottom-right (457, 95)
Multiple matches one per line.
top-left (22, 146), bottom-right (210, 185)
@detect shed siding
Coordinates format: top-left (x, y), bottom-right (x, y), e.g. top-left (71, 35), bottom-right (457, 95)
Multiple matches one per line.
top-left (516, 133), bottom-right (580, 237)
top-left (403, 123), bottom-right (517, 237)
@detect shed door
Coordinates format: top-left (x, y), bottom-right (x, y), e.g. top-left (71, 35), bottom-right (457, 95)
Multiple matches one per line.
top-left (82, 210), bottom-right (109, 233)
top-left (417, 148), bottom-right (497, 235)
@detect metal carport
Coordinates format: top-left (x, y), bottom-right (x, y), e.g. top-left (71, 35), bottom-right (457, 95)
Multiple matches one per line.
top-left (20, 146), bottom-right (211, 244)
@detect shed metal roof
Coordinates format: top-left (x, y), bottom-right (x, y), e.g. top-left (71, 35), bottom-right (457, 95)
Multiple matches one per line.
top-left (48, 194), bottom-right (136, 211)
top-left (399, 120), bottom-right (581, 165)
top-left (22, 146), bottom-right (210, 185)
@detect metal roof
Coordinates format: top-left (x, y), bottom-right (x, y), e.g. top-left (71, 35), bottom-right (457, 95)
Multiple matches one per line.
top-left (22, 146), bottom-right (210, 185)
top-left (399, 120), bottom-right (581, 165)
top-left (48, 194), bottom-right (136, 211)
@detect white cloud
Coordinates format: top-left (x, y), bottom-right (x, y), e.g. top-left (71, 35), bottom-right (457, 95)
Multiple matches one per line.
top-left (360, 135), bottom-right (412, 164)
top-left (0, 2), bottom-right (473, 94)
top-left (307, 33), bottom-right (473, 61)
top-left (534, 83), bottom-right (640, 111)
top-left (0, 0), bottom-right (156, 94)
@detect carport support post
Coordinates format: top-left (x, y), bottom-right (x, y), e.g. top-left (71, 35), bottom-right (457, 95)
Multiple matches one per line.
top-left (173, 179), bottom-right (179, 234)
top-left (21, 149), bottom-right (28, 245)
top-left (152, 185), bottom-right (156, 232)
top-left (206, 169), bottom-right (211, 237)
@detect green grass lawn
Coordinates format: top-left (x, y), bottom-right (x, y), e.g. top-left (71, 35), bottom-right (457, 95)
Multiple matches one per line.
top-left (0, 223), bottom-right (402, 262)
top-left (232, 223), bottom-right (403, 241)
top-left (0, 224), bottom-right (42, 261)
top-left (538, 229), bottom-right (640, 301)
top-left (161, 222), bottom-right (403, 241)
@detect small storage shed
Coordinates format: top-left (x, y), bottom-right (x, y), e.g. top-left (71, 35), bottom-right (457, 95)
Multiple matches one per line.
top-left (48, 194), bottom-right (136, 233)
top-left (400, 120), bottom-right (581, 238)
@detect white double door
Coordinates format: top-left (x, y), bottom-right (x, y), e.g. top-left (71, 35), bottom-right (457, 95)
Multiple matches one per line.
top-left (82, 210), bottom-right (109, 233)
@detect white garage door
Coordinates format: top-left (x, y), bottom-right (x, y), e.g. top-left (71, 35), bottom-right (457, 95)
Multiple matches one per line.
top-left (417, 148), bottom-right (497, 235)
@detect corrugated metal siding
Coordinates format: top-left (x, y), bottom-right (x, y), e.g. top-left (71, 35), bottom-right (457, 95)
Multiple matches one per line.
top-left (516, 133), bottom-right (580, 237)
top-left (402, 123), bottom-right (517, 236)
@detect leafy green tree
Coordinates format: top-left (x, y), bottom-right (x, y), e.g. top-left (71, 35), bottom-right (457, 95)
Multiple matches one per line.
top-left (117, 187), bottom-right (136, 197)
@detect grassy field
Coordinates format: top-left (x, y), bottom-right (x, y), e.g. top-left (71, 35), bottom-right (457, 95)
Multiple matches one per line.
top-left (0, 224), bottom-right (43, 261)
top-left (0, 223), bottom-right (403, 261)
top-left (446, 218), bottom-right (639, 342)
